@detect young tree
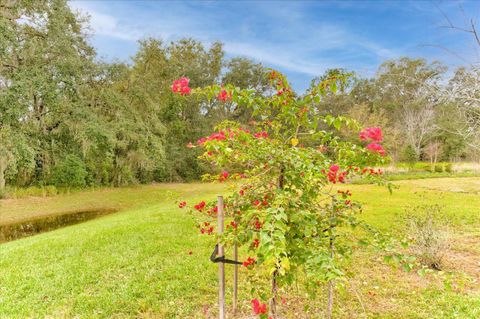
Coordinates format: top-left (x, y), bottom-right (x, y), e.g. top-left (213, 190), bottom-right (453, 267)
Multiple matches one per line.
top-left (442, 67), bottom-right (480, 152)
top-left (177, 71), bottom-right (389, 318)
top-left (424, 141), bottom-right (442, 167)
top-left (401, 106), bottom-right (437, 158)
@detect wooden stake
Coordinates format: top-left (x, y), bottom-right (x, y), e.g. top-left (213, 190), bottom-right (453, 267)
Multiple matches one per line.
top-left (217, 196), bottom-right (225, 319)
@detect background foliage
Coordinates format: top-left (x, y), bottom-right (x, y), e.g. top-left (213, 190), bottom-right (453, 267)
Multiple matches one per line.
top-left (0, 0), bottom-right (479, 191)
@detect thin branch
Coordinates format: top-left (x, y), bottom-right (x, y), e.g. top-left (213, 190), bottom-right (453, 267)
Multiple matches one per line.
top-left (471, 19), bottom-right (480, 47)
top-left (424, 43), bottom-right (472, 65)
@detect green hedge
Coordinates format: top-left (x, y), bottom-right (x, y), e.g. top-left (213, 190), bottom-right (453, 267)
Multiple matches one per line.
top-left (393, 162), bottom-right (455, 173)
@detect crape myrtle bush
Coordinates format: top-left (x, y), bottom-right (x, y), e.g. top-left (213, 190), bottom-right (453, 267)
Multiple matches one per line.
top-left (175, 71), bottom-right (391, 317)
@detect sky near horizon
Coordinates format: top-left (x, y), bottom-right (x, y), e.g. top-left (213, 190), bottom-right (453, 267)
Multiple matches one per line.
top-left (69, 0), bottom-right (480, 91)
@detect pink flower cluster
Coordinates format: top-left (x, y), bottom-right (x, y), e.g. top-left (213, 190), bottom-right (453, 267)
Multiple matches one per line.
top-left (197, 131), bottom-right (227, 145)
top-left (366, 143), bottom-right (385, 156)
top-left (253, 131), bottom-right (269, 139)
top-left (359, 127), bottom-right (385, 156)
top-left (171, 77), bottom-right (191, 95)
top-left (251, 299), bottom-right (268, 315)
top-left (359, 127), bottom-right (383, 142)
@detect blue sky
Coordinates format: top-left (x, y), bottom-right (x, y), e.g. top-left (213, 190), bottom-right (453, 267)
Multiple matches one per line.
top-left (69, 1), bottom-right (480, 91)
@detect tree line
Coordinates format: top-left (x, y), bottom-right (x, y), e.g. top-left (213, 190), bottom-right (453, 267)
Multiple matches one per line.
top-left (0, 0), bottom-right (478, 191)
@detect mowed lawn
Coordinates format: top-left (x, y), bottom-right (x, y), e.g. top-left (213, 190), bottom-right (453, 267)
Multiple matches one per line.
top-left (0, 178), bottom-right (479, 318)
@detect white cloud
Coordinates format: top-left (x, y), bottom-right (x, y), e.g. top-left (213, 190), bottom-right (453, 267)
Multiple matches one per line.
top-left (224, 42), bottom-right (331, 76)
top-left (67, 0), bottom-right (402, 78)
top-left (69, 1), bottom-right (138, 41)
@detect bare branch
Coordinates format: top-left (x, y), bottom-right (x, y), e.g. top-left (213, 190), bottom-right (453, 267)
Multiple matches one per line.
top-left (470, 19), bottom-right (480, 47)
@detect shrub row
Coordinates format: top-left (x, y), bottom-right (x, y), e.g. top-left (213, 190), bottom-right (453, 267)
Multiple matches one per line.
top-left (395, 162), bottom-right (453, 173)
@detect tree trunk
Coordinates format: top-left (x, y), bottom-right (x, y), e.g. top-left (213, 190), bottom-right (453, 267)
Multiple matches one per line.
top-left (0, 157), bottom-right (6, 193)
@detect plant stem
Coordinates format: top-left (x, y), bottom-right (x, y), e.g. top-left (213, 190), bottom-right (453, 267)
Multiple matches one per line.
top-left (326, 236), bottom-right (335, 319)
top-left (270, 270), bottom-right (278, 318)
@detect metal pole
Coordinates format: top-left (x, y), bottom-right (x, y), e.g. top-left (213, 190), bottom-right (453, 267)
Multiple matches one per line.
top-left (217, 196), bottom-right (225, 319)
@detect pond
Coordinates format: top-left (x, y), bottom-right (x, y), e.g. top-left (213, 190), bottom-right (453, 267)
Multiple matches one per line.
top-left (0, 208), bottom-right (117, 243)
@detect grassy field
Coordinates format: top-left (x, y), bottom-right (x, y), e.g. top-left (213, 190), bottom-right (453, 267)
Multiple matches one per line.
top-left (0, 178), bottom-right (479, 318)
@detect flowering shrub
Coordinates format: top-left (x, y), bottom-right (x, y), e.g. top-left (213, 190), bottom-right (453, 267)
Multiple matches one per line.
top-left (175, 71), bottom-right (388, 317)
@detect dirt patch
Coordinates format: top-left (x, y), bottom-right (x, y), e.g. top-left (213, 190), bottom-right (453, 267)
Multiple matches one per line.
top-left (442, 233), bottom-right (480, 292)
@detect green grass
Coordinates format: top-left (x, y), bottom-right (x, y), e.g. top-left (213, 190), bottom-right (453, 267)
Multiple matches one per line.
top-left (351, 171), bottom-right (480, 184)
top-left (0, 178), bottom-right (479, 318)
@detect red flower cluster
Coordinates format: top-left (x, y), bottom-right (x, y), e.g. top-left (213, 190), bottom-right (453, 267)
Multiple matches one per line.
top-left (200, 222), bottom-right (214, 235)
top-left (337, 190), bottom-right (352, 197)
top-left (361, 168), bottom-right (383, 175)
top-left (253, 131), bottom-right (269, 139)
top-left (197, 131), bottom-right (227, 145)
top-left (205, 205), bottom-right (219, 216)
top-left (194, 201), bottom-right (206, 211)
top-left (326, 165), bottom-right (348, 184)
top-left (227, 221), bottom-right (238, 230)
top-left (178, 201), bottom-right (186, 208)
top-left (219, 171), bottom-right (229, 182)
top-left (359, 127), bottom-right (383, 142)
top-left (254, 219), bottom-right (262, 230)
top-left (243, 257), bottom-right (256, 268)
top-left (252, 238), bottom-right (260, 248)
top-left (276, 87), bottom-right (291, 96)
top-left (171, 77), bottom-right (191, 95)
top-left (251, 299), bottom-right (267, 315)
top-left (366, 143), bottom-right (385, 156)
top-left (217, 89), bottom-right (231, 102)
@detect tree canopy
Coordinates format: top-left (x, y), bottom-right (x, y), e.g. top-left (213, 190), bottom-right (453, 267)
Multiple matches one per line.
top-left (0, 0), bottom-right (478, 192)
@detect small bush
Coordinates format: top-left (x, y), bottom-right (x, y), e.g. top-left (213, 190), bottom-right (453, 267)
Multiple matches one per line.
top-left (434, 163), bottom-right (445, 173)
top-left (51, 155), bottom-right (88, 188)
top-left (401, 145), bottom-right (418, 169)
top-left (445, 163), bottom-right (453, 173)
top-left (43, 185), bottom-right (58, 196)
top-left (404, 204), bottom-right (450, 270)
top-left (419, 163), bottom-right (434, 172)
